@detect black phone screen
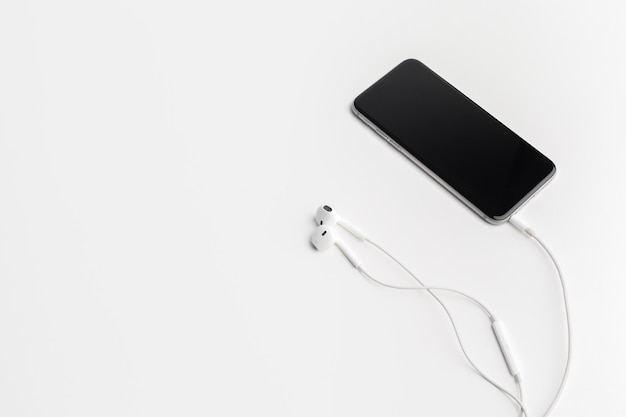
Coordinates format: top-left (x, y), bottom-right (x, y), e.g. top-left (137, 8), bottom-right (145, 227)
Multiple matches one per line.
top-left (353, 59), bottom-right (555, 222)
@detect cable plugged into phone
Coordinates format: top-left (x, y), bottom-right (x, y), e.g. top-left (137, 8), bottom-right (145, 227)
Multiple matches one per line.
top-left (509, 216), bottom-right (535, 237)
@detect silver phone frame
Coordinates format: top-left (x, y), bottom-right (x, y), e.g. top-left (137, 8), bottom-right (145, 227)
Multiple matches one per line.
top-left (351, 104), bottom-right (556, 225)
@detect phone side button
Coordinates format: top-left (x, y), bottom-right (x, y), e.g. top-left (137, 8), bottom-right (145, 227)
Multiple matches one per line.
top-left (377, 130), bottom-right (399, 150)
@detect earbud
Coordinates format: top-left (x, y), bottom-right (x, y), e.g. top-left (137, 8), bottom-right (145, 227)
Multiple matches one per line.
top-left (310, 225), bottom-right (362, 269)
top-left (314, 205), bottom-right (368, 241)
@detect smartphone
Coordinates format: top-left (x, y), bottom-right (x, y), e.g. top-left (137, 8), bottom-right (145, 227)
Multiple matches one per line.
top-left (352, 59), bottom-right (556, 224)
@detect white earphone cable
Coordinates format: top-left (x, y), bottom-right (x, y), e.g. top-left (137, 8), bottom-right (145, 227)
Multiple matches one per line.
top-left (366, 239), bottom-right (494, 319)
top-left (363, 238), bottom-right (526, 415)
top-left (515, 376), bottom-right (524, 417)
top-left (508, 218), bottom-right (572, 417)
top-left (364, 223), bottom-right (571, 417)
top-left (356, 255), bottom-right (527, 416)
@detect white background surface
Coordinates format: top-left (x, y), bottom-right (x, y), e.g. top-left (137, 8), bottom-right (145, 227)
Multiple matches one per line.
top-left (1, 1), bottom-right (625, 416)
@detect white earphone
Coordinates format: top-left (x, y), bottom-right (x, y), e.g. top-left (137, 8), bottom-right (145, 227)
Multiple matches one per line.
top-left (310, 224), bottom-right (362, 269)
top-left (314, 205), bottom-right (368, 241)
top-left (309, 204), bottom-right (526, 415)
